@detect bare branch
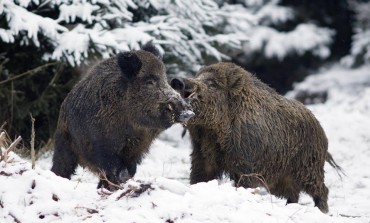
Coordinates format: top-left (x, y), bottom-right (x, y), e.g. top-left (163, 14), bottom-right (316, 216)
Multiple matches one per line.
top-left (7, 136), bottom-right (22, 153)
top-left (0, 122), bottom-right (6, 131)
top-left (30, 114), bottom-right (36, 169)
top-left (2, 136), bottom-right (22, 164)
top-left (0, 132), bottom-right (6, 148)
top-left (0, 62), bottom-right (58, 85)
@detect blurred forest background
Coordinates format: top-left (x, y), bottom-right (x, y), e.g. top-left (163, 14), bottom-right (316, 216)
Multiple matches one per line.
top-left (0, 0), bottom-right (369, 151)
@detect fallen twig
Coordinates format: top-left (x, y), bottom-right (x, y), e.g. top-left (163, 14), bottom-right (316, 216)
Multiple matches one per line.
top-left (9, 212), bottom-right (21, 223)
top-left (75, 206), bottom-right (99, 214)
top-left (339, 213), bottom-right (362, 218)
top-left (98, 169), bottom-right (124, 190)
top-left (116, 183), bottom-right (153, 200)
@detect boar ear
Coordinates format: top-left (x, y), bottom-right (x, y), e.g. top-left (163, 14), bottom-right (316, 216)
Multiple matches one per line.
top-left (141, 41), bottom-right (163, 60)
top-left (117, 52), bottom-right (142, 80)
top-left (170, 78), bottom-right (185, 92)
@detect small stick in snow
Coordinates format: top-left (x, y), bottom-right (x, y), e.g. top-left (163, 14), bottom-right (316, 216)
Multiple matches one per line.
top-left (9, 212), bottom-right (21, 223)
top-left (75, 206), bottom-right (99, 214)
top-left (339, 213), bottom-right (362, 218)
top-left (74, 170), bottom-right (86, 189)
top-left (98, 169), bottom-right (124, 190)
top-left (1, 135), bottom-right (22, 164)
top-left (0, 132), bottom-right (6, 161)
top-left (30, 114), bottom-right (36, 169)
top-left (0, 132), bottom-right (6, 146)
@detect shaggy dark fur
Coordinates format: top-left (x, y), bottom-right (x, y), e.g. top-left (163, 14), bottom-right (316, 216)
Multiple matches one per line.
top-left (51, 43), bottom-right (193, 190)
top-left (171, 62), bottom-right (341, 213)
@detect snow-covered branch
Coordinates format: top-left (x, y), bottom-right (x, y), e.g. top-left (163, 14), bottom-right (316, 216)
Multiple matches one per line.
top-left (0, 0), bottom-right (255, 70)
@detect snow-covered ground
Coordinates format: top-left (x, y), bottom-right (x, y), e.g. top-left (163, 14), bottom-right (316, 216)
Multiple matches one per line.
top-left (1, 65), bottom-right (370, 222)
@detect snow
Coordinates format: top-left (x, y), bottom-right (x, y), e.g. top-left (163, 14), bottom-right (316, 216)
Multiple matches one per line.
top-left (1, 65), bottom-right (370, 222)
top-left (52, 25), bottom-right (90, 66)
top-left (255, 4), bottom-right (294, 25)
top-left (1, 0), bottom-right (67, 46)
top-left (57, 3), bottom-right (100, 24)
top-left (0, 0), bottom-right (254, 70)
top-left (246, 24), bottom-right (334, 60)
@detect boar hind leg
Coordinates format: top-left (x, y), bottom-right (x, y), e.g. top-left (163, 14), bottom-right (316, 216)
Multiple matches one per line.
top-left (306, 183), bottom-right (329, 213)
top-left (51, 131), bottom-right (78, 179)
top-left (303, 170), bottom-right (329, 213)
top-left (286, 193), bottom-right (300, 204)
top-left (273, 176), bottom-right (300, 204)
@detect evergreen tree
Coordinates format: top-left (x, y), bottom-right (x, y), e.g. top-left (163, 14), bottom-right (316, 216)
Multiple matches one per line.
top-left (342, 0), bottom-right (370, 67)
top-left (0, 0), bottom-right (254, 148)
top-left (230, 0), bottom-right (353, 94)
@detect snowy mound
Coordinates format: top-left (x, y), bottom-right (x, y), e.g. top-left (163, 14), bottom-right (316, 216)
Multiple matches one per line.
top-left (1, 65), bottom-right (370, 222)
top-left (0, 151), bottom-right (340, 223)
top-left (287, 65), bottom-right (370, 106)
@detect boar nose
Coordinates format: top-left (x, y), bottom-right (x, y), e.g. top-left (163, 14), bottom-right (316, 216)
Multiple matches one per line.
top-left (165, 94), bottom-right (195, 123)
top-left (176, 97), bottom-right (194, 122)
top-left (178, 109), bottom-right (195, 123)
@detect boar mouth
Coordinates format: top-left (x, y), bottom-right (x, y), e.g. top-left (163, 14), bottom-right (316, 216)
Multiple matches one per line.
top-left (160, 97), bottom-right (194, 124)
top-left (184, 88), bottom-right (195, 99)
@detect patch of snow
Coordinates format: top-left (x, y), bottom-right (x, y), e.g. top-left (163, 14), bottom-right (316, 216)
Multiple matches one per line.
top-left (246, 24), bottom-right (334, 60)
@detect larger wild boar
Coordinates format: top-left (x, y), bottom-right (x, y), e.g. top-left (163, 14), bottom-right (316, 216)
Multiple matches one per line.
top-left (171, 62), bottom-right (341, 213)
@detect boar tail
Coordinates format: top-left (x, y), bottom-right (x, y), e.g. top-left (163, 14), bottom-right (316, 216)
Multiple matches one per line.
top-left (326, 152), bottom-right (346, 180)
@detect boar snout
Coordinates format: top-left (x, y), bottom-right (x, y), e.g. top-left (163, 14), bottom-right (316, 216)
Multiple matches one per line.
top-left (165, 95), bottom-right (194, 123)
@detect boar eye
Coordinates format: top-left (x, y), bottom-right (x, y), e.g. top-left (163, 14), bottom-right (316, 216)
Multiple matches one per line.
top-left (146, 79), bottom-right (155, 85)
top-left (206, 79), bottom-right (218, 89)
top-left (144, 75), bottom-right (158, 85)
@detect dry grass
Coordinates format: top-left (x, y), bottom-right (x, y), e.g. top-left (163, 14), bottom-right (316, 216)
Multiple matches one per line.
top-left (237, 173), bottom-right (273, 204)
top-left (0, 130), bottom-right (22, 165)
top-left (237, 173), bottom-right (270, 193)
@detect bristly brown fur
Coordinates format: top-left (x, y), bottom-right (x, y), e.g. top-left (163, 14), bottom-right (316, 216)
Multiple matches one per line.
top-left (172, 62), bottom-right (342, 213)
top-left (51, 44), bottom-right (192, 190)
